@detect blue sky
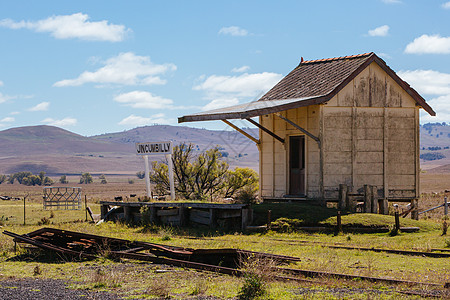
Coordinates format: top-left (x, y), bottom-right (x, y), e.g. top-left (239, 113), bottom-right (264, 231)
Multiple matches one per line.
top-left (0, 0), bottom-right (449, 136)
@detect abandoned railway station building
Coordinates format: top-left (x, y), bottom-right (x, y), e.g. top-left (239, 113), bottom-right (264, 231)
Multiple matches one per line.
top-left (179, 52), bottom-right (435, 208)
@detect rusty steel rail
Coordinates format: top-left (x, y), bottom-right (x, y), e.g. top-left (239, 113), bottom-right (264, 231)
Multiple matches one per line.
top-left (3, 228), bottom-right (448, 289)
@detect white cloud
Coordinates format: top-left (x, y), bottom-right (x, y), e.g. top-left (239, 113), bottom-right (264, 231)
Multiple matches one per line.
top-left (442, 2), bottom-right (450, 9)
top-left (194, 72), bottom-right (282, 98)
top-left (381, 0), bottom-right (402, 3)
top-left (114, 91), bottom-right (174, 109)
top-left (398, 70), bottom-right (450, 95)
top-left (118, 113), bottom-right (174, 126)
top-left (368, 25), bottom-right (389, 37)
top-left (10, 111), bottom-right (20, 115)
top-left (0, 92), bottom-right (14, 103)
top-left (421, 94), bottom-right (450, 123)
top-left (0, 80), bottom-right (3, 86)
top-left (28, 101), bottom-right (50, 111)
top-left (202, 98), bottom-right (239, 111)
top-left (218, 26), bottom-right (249, 37)
top-left (42, 117), bottom-right (77, 127)
top-left (231, 66), bottom-right (250, 73)
top-left (54, 52), bottom-right (176, 87)
top-left (405, 34), bottom-right (450, 54)
top-left (0, 117), bottom-right (14, 123)
top-left (0, 13), bottom-right (129, 42)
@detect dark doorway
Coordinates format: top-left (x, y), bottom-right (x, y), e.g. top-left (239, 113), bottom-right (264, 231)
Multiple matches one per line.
top-left (289, 136), bottom-right (305, 196)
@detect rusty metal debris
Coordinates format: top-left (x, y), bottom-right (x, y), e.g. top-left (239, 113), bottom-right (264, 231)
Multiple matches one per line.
top-left (2, 228), bottom-right (447, 289)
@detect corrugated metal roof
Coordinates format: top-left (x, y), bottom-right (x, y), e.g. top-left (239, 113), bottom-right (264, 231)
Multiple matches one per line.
top-left (178, 96), bottom-right (323, 123)
top-left (179, 52), bottom-right (435, 123)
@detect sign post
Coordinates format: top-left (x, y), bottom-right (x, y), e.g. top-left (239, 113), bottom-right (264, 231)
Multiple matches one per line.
top-left (136, 141), bottom-right (174, 200)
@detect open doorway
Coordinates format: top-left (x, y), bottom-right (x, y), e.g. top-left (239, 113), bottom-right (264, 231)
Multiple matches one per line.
top-left (289, 135), bottom-right (305, 196)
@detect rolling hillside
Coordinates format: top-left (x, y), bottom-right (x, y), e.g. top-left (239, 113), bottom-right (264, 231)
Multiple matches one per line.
top-left (0, 122), bottom-right (448, 175)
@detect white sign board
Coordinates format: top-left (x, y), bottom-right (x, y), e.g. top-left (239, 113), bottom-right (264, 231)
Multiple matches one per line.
top-left (135, 141), bottom-right (175, 201)
top-left (136, 141), bottom-right (172, 156)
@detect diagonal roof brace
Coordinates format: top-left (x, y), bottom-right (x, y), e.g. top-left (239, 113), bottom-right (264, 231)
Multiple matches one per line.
top-left (275, 113), bottom-right (320, 145)
top-left (245, 118), bottom-right (285, 144)
top-left (222, 120), bottom-right (260, 146)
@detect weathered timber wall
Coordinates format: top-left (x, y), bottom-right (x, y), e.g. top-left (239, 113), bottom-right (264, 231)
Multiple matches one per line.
top-left (259, 61), bottom-right (419, 200)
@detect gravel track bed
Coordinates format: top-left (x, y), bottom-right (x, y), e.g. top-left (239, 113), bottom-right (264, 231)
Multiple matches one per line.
top-left (0, 278), bottom-right (120, 300)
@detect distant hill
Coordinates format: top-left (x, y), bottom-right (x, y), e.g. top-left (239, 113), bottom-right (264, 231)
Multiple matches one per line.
top-left (0, 125), bottom-right (259, 175)
top-left (0, 122), bottom-right (448, 176)
top-left (419, 122), bottom-right (450, 172)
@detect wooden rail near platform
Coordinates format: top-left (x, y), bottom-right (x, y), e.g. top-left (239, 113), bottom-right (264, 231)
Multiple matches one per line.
top-left (99, 201), bottom-right (253, 231)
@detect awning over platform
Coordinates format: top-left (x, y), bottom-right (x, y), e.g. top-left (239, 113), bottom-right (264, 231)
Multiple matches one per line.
top-left (178, 95), bottom-right (327, 123)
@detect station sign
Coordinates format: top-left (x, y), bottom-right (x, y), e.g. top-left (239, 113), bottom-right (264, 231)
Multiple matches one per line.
top-left (135, 141), bottom-right (173, 156)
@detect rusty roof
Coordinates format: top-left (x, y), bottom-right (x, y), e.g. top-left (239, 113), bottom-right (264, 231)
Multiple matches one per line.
top-left (179, 52), bottom-right (435, 123)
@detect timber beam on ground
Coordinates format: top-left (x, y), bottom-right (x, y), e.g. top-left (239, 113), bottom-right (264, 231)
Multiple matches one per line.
top-left (3, 228), bottom-right (448, 290)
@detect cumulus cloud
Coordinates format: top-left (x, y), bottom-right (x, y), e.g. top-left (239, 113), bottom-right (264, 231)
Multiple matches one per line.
top-left (442, 2), bottom-right (450, 9)
top-left (218, 26), bottom-right (249, 37)
top-left (368, 25), bottom-right (389, 37)
top-left (398, 70), bottom-right (450, 95)
top-left (202, 98), bottom-right (239, 111)
top-left (0, 13), bottom-right (130, 42)
top-left (0, 117), bottom-right (14, 123)
top-left (42, 117), bottom-right (77, 127)
top-left (194, 72), bottom-right (282, 98)
top-left (54, 52), bottom-right (176, 87)
top-left (421, 94), bottom-right (450, 123)
top-left (28, 101), bottom-right (50, 111)
top-left (114, 91), bottom-right (174, 109)
top-left (0, 92), bottom-right (14, 103)
top-left (231, 66), bottom-right (250, 73)
top-left (399, 69), bottom-right (450, 122)
top-left (118, 113), bottom-right (174, 126)
top-left (405, 34), bottom-right (450, 54)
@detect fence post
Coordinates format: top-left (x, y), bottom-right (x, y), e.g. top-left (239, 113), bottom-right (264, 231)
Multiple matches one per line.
top-left (394, 211), bottom-right (400, 232)
top-left (339, 184), bottom-right (348, 210)
top-left (267, 210), bottom-right (272, 230)
top-left (85, 195), bottom-right (88, 222)
top-left (411, 199), bottom-right (419, 220)
top-left (336, 211), bottom-right (342, 235)
top-left (445, 196), bottom-right (448, 216)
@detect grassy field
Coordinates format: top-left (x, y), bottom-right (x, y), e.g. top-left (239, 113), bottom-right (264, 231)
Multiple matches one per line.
top-left (0, 174), bottom-right (449, 299)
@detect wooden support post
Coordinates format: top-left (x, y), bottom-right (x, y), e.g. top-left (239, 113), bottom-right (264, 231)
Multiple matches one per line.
top-left (338, 184), bottom-right (348, 210)
top-left (241, 208), bottom-right (249, 232)
top-left (209, 208), bottom-right (218, 229)
top-left (336, 211), bottom-right (342, 234)
top-left (411, 199), bottom-right (419, 220)
top-left (267, 210), bottom-right (272, 229)
top-left (371, 186), bottom-right (378, 214)
top-left (379, 199), bottom-right (389, 215)
top-left (123, 205), bottom-right (132, 223)
top-left (100, 204), bottom-right (109, 219)
top-left (394, 211), bottom-right (400, 232)
top-left (149, 206), bottom-right (157, 224)
top-left (179, 207), bottom-right (188, 227)
top-left (85, 195), bottom-right (88, 222)
top-left (364, 185), bottom-right (372, 213)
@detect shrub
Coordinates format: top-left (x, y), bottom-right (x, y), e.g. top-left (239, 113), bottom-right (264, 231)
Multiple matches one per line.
top-left (99, 174), bottom-right (107, 184)
top-left (79, 172), bottom-right (93, 184)
top-left (136, 171), bottom-right (145, 179)
top-left (128, 178), bottom-right (134, 184)
top-left (59, 175), bottom-right (68, 184)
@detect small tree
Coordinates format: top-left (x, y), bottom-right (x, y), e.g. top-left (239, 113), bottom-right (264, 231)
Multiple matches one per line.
top-left (99, 174), bottom-right (107, 184)
top-left (223, 167), bottom-right (259, 200)
top-left (0, 174), bottom-right (6, 184)
top-left (79, 172), bottom-right (93, 184)
top-left (151, 143), bottom-right (228, 200)
top-left (136, 171), bottom-right (145, 179)
top-left (59, 175), bottom-right (68, 184)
